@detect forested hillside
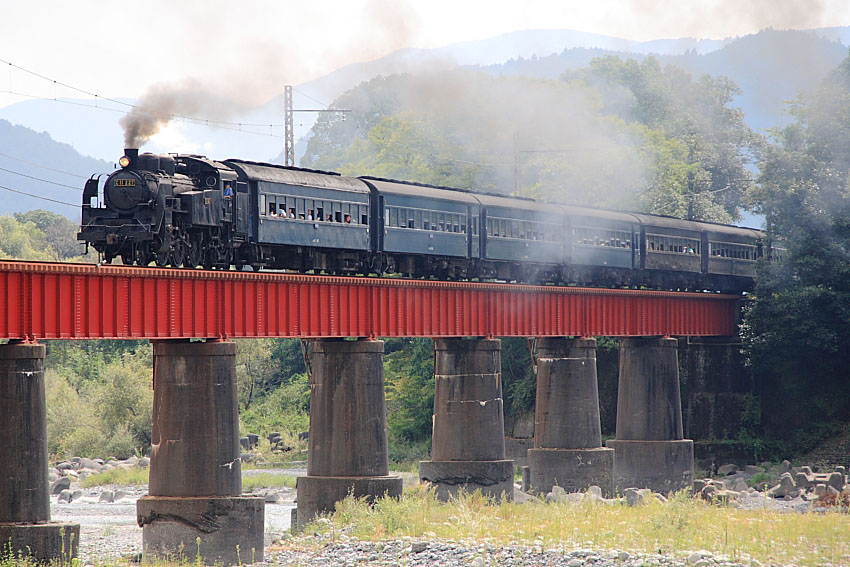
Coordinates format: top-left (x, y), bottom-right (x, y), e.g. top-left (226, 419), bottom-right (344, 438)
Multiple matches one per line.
top-left (0, 120), bottom-right (111, 218)
top-left (303, 57), bottom-right (758, 223)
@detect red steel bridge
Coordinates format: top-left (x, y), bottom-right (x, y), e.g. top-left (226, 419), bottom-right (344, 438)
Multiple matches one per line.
top-left (0, 260), bottom-right (741, 340)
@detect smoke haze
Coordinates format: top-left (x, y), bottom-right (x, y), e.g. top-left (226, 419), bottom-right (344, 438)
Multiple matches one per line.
top-left (120, 0), bottom-right (422, 148)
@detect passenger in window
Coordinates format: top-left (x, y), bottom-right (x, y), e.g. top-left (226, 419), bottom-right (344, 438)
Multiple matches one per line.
top-left (326, 213), bottom-right (333, 222)
top-left (344, 214), bottom-right (352, 223)
top-left (289, 208), bottom-right (296, 219)
top-left (307, 209), bottom-right (314, 221)
top-left (269, 204), bottom-right (276, 216)
top-left (279, 204), bottom-right (286, 217)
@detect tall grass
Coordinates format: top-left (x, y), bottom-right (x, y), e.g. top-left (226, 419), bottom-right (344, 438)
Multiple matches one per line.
top-left (241, 473), bottom-right (296, 491)
top-left (319, 486), bottom-right (849, 567)
top-left (81, 467), bottom-right (149, 487)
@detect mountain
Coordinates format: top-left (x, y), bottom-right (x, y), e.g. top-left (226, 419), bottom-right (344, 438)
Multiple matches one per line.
top-left (480, 29), bottom-right (849, 133)
top-left (0, 119), bottom-right (110, 219)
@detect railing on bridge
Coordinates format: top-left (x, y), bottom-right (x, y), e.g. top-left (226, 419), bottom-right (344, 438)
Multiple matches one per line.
top-left (0, 261), bottom-right (740, 340)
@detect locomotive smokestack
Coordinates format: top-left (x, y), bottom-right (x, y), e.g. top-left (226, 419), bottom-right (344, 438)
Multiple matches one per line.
top-left (124, 148), bottom-right (139, 169)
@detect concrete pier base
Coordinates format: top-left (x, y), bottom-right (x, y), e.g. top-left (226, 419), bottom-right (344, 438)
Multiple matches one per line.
top-left (296, 340), bottom-right (401, 529)
top-left (419, 460), bottom-right (514, 500)
top-left (527, 448), bottom-right (614, 495)
top-left (420, 338), bottom-right (514, 501)
top-left (138, 496), bottom-right (263, 565)
top-left (139, 341), bottom-right (263, 565)
top-left (605, 440), bottom-right (694, 494)
top-left (527, 338), bottom-right (614, 496)
top-left (0, 343), bottom-right (79, 563)
top-left (607, 338), bottom-right (694, 494)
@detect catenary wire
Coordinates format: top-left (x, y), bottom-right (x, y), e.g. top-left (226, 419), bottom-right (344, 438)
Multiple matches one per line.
top-left (0, 165), bottom-right (81, 190)
top-left (0, 182), bottom-right (77, 207)
top-left (0, 150), bottom-right (88, 179)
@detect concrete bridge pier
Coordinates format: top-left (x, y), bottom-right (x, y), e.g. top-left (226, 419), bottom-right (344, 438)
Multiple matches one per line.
top-left (527, 338), bottom-right (614, 496)
top-left (295, 339), bottom-right (402, 529)
top-left (137, 340), bottom-right (264, 566)
top-left (0, 342), bottom-right (79, 563)
top-left (419, 338), bottom-right (514, 501)
top-left (606, 337), bottom-right (694, 494)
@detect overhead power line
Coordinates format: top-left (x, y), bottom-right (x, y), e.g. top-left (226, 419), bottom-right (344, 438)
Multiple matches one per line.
top-left (0, 58), bottom-right (289, 136)
top-left (0, 182), bottom-right (77, 207)
top-left (0, 150), bottom-right (88, 179)
top-left (0, 165), bottom-right (81, 190)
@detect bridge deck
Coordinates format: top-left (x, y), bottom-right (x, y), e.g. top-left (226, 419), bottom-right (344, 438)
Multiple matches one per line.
top-left (0, 261), bottom-right (740, 340)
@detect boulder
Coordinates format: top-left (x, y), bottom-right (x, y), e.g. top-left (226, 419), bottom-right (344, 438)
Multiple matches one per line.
top-left (546, 486), bottom-right (566, 503)
top-left (732, 478), bottom-right (749, 492)
top-left (50, 477), bottom-right (71, 495)
top-left (99, 490), bottom-right (115, 503)
top-left (71, 489), bottom-right (82, 501)
top-left (57, 489), bottom-right (72, 503)
top-left (692, 479), bottom-right (707, 494)
top-left (744, 465), bottom-right (764, 475)
top-left (795, 472), bottom-right (812, 489)
top-left (247, 433), bottom-right (259, 448)
top-left (240, 437), bottom-right (250, 451)
top-left (136, 456), bottom-right (150, 468)
top-left (625, 487), bottom-right (651, 506)
top-left (814, 484), bottom-right (827, 498)
top-left (113, 490), bottom-right (127, 502)
top-left (55, 461), bottom-right (73, 472)
top-left (717, 464), bottom-right (738, 476)
top-left (769, 472), bottom-right (797, 498)
top-left (779, 460), bottom-right (791, 475)
top-left (79, 457), bottom-right (101, 472)
top-left (827, 471), bottom-right (845, 492)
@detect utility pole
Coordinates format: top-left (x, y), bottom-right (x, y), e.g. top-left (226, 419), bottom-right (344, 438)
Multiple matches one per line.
top-left (284, 86), bottom-right (294, 167)
top-left (283, 85), bottom-right (350, 167)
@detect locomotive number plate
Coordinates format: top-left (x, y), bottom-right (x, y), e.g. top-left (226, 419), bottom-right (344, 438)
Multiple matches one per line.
top-left (114, 179), bottom-right (136, 187)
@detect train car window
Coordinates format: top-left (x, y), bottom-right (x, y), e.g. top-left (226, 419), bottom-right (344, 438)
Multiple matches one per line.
top-left (296, 199), bottom-right (305, 219)
top-left (260, 194), bottom-right (267, 216)
top-left (279, 203), bottom-right (286, 217)
top-left (267, 196), bottom-right (276, 216)
top-left (414, 210), bottom-right (422, 229)
top-left (472, 217), bottom-right (478, 236)
top-left (317, 206), bottom-right (324, 221)
top-left (461, 216), bottom-right (467, 234)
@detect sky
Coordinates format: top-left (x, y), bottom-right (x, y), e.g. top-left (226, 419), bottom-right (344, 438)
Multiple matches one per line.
top-left (1, 0), bottom-right (850, 109)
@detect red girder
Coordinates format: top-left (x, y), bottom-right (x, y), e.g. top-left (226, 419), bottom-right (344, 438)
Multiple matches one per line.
top-left (0, 260), bottom-right (740, 340)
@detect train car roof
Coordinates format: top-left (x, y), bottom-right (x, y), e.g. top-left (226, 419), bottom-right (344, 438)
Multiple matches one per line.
top-left (362, 177), bottom-right (480, 204)
top-left (474, 192), bottom-right (555, 214)
top-left (225, 160), bottom-right (369, 194)
top-left (560, 204), bottom-right (640, 224)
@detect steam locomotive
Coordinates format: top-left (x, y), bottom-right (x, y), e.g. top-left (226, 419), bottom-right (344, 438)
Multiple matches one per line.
top-left (78, 149), bottom-right (773, 293)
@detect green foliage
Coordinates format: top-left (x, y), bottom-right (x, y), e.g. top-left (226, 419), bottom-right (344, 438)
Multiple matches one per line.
top-left (81, 467), bottom-right (149, 488)
top-left (384, 338), bottom-right (434, 443)
top-left (239, 372), bottom-right (310, 438)
top-left (14, 209), bottom-right (84, 260)
top-left (44, 344), bottom-right (152, 459)
top-left (743, 50), bottom-right (850, 443)
top-left (303, 60), bottom-right (756, 223)
top-left (501, 338), bottom-right (536, 417)
top-left (241, 472), bottom-right (296, 490)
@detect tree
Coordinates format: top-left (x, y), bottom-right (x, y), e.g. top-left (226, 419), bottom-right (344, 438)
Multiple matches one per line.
top-left (743, 51), bottom-right (850, 444)
top-left (14, 209), bottom-right (83, 260)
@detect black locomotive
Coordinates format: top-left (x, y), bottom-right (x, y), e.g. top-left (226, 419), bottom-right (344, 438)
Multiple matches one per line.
top-left (78, 149), bottom-right (776, 293)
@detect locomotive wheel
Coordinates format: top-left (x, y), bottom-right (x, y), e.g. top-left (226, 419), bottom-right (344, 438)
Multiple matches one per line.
top-left (156, 251), bottom-right (169, 268)
top-left (186, 234), bottom-right (203, 268)
top-left (170, 238), bottom-right (187, 268)
top-left (120, 250), bottom-right (134, 265)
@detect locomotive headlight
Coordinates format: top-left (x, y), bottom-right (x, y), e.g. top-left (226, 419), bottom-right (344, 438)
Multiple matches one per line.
top-left (119, 156), bottom-right (131, 168)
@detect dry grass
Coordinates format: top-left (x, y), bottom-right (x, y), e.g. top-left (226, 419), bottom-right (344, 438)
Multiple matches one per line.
top-left (80, 467), bottom-right (149, 487)
top-left (316, 486), bottom-right (850, 567)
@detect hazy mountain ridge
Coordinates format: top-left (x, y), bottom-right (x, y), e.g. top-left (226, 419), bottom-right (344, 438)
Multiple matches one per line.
top-left (0, 119), bottom-right (110, 219)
